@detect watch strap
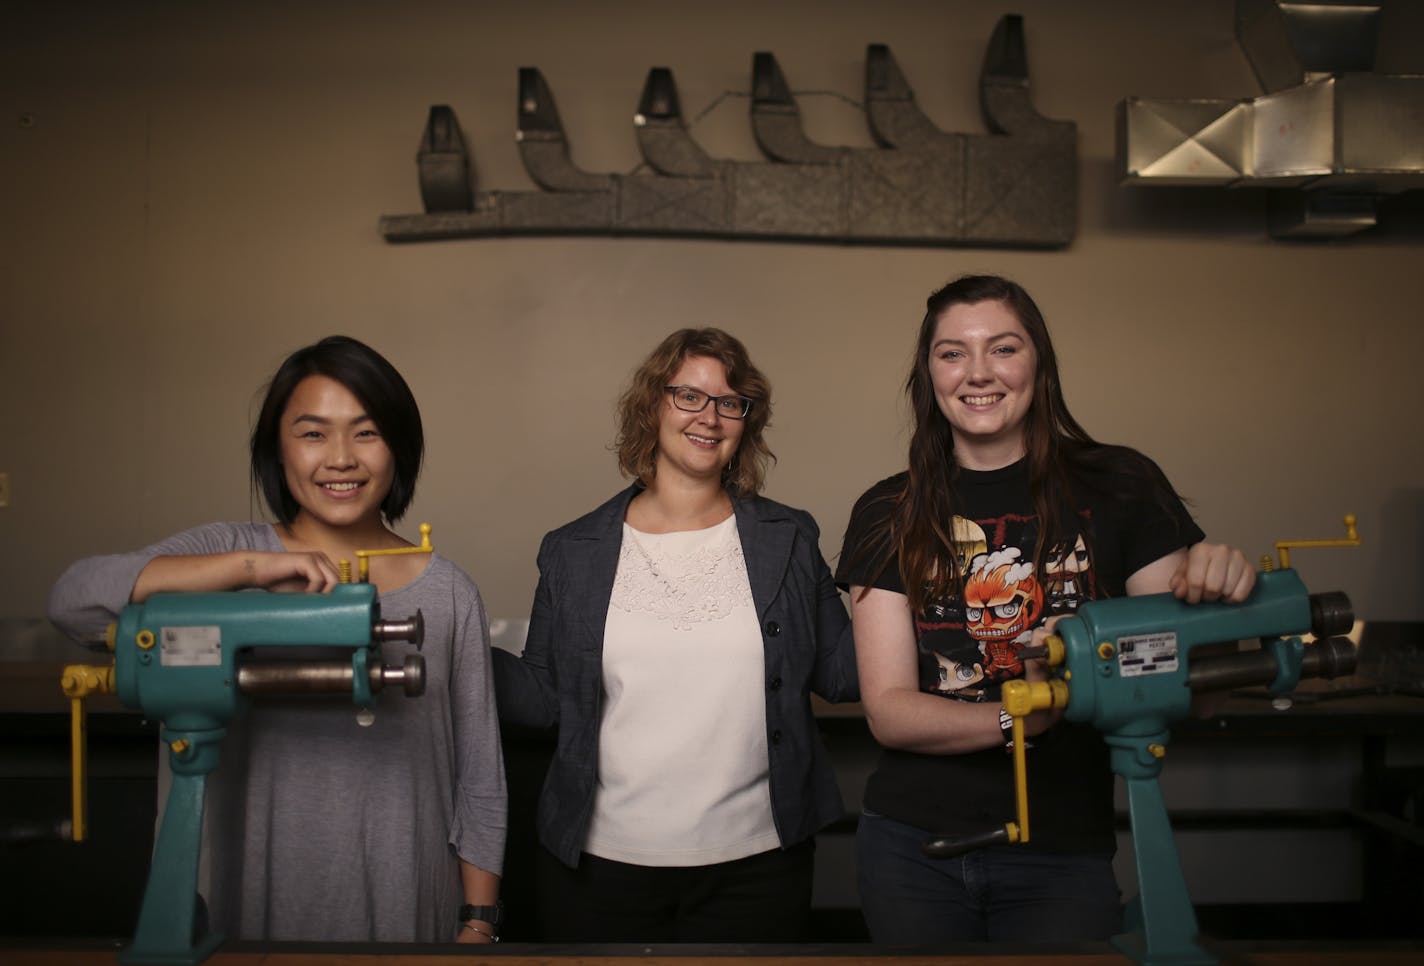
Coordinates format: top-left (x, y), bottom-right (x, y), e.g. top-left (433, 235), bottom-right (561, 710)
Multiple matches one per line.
top-left (459, 901), bottom-right (503, 926)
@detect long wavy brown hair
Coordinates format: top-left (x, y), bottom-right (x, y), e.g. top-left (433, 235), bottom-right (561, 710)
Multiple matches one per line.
top-left (614, 328), bottom-right (775, 496)
top-left (874, 276), bottom-right (1112, 612)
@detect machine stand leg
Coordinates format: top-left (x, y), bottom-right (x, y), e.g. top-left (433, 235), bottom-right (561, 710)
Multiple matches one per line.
top-left (118, 769), bottom-right (224, 965)
top-left (1112, 775), bottom-right (1216, 966)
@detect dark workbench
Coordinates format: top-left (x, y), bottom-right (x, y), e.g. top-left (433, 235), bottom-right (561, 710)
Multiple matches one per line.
top-left (4, 620), bottom-right (1422, 949)
top-left (4, 938), bottom-right (1424, 965)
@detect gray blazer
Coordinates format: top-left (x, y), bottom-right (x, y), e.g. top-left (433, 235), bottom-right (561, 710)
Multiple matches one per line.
top-left (494, 484), bottom-right (858, 868)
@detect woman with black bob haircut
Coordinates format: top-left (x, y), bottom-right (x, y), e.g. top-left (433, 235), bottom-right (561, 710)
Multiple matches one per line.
top-left (48, 335), bottom-right (507, 944)
top-left (494, 327), bottom-right (858, 942)
top-left (837, 275), bottom-right (1255, 944)
top-left (250, 335), bottom-right (425, 526)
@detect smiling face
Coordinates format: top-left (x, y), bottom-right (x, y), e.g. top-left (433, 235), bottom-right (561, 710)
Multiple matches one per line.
top-left (654, 354), bottom-right (746, 486)
top-left (928, 298), bottom-right (1038, 470)
top-left (279, 374), bottom-right (395, 532)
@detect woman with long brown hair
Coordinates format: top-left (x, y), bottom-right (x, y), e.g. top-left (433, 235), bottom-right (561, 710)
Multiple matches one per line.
top-left (837, 276), bottom-right (1253, 943)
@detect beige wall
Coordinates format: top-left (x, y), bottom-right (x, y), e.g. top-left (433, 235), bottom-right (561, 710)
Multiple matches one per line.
top-left (3, 0), bottom-right (1421, 624)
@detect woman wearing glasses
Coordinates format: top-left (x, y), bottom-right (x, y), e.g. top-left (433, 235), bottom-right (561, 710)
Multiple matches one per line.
top-left (494, 327), bottom-right (857, 942)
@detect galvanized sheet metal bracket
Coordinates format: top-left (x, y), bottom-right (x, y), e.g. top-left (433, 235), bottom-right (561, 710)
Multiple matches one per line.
top-left (1117, 0), bottom-right (1421, 238)
top-left (380, 14), bottom-right (1078, 249)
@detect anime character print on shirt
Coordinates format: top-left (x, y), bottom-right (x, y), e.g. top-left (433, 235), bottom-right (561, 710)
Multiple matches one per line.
top-left (1044, 533), bottom-right (1091, 617)
top-left (916, 512), bottom-right (1095, 701)
top-left (965, 547), bottom-right (1044, 681)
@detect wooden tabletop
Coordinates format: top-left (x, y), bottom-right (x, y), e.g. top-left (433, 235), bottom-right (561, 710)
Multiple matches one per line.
top-left (6, 939), bottom-right (1424, 966)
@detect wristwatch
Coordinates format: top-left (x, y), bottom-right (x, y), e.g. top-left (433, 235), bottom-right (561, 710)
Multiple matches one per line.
top-left (459, 900), bottom-right (503, 927)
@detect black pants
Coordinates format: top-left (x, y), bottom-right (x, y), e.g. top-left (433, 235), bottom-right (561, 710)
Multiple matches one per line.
top-left (535, 840), bottom-right (815, 943)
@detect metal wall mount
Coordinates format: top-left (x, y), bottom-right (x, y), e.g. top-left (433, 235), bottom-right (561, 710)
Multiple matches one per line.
top-left (1118, 0), bottom-right (1423, 238)
top-left (379, 15), bottom-right (1077, 249)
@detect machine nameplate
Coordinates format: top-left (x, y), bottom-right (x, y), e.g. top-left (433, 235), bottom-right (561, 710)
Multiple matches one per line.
top-left (1117, 631), bottom-right (1178, 677)
top-left (159, 626), bottom-right (222, 667)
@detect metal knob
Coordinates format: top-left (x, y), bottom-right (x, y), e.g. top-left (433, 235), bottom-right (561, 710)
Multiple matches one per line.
top-left (1309, 592), bottom-right (1354, 639)
top-left (373, 609), bottom-right (424, 649)
top-left (379, 655), bottom-right (426, 697)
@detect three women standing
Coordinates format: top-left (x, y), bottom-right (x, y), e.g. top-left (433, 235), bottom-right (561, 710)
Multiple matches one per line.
top-left (45, 288), bottom-right (1257, 946)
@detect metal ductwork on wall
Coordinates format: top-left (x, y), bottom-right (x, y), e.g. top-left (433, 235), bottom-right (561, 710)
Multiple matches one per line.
top-left (1117, 0), bottom-right (1423, 238)
top-left (382, 15), bottom-right (1077, 249)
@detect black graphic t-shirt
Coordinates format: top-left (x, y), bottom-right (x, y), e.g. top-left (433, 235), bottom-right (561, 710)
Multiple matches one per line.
top-left (835, 452), bottom-right (1202, 852)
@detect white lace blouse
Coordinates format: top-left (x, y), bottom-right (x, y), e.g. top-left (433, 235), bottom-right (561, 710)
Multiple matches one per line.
top-left (584, 514), bottom-right (779, 866)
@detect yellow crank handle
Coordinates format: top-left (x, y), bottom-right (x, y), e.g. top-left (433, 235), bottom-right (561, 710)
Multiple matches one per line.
top-left (341, 522), bottom-right (435, 583)
top-left (1000, 677), bottom-right (1070, 848)
top-left (59, 663), bottom-right (116, 843)
top-left (1010, 714), bottom-right (1029, 843)
top-left (922, 677), bottom-right (1067, 862)
top-left (69, 695), bottom-right (87, 842)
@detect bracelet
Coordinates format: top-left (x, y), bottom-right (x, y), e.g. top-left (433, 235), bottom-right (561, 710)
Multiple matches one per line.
top-left (999, 706), bottom-right (1014, 744)
top-left (462, 922), bottom-right (499, 942)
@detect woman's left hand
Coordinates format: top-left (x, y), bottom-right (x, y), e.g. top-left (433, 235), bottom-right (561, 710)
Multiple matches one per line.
top-left (1167, 542), bottom-right (1256, 604)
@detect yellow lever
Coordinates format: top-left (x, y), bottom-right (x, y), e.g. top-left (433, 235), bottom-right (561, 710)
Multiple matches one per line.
top-left (59, 663), bottom-right (116, 843)
top-left (340, 523), bottom-right (435, 584)
top-left (1273, 514), bottom-right (1359, 570)
top-left (1000, 671), bottom-right (1070, 846)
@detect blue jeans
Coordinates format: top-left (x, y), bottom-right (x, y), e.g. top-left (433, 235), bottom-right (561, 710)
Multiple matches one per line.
top-left (856, 810), bottom-right (1122, 944)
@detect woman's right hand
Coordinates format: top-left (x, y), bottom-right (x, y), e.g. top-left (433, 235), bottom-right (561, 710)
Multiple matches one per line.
top-left (1019, 617), bottom-right (1066, 737)
top-left (855, 585), bottom-right (1036, 755)
top-left (1019, 656), bottom-right (1065, 738)
top-left (132, 550), bottom-right (341, 602)
top-left (246, 551), bottom-right (342, 593)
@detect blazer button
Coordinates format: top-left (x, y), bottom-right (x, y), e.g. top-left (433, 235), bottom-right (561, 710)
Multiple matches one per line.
top-left (770, 729), bottom-right (782, 745)
top-left (765, 620), bottom-right (781, 637)
top-left (769, 675), bottom-right (782, 691)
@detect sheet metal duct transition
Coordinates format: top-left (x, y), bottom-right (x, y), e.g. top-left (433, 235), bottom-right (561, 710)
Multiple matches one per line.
top-left (1117, 0), bottom-right (1422, 237)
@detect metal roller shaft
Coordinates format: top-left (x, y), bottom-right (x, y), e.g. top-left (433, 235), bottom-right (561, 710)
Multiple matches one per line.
top-left (1186, 636), bottom-right (1357, 693)
top-left (237, 654), bottom-right (426, 697)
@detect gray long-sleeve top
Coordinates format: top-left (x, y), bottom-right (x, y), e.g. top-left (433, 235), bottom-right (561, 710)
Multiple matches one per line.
top-left (47, 521), bottom-right (506, 942)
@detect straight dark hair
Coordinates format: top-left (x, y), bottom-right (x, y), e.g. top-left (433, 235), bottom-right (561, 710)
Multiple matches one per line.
top-left (250, 335), bottom-right (424, 525)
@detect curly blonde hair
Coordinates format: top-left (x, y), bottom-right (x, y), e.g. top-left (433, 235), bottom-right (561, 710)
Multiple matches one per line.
top-left (614, 328), bottom-right (774, 495)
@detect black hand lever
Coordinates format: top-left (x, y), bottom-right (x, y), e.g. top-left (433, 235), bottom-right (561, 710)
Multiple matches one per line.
top-left (923, 824), bottom-right (1016, 859)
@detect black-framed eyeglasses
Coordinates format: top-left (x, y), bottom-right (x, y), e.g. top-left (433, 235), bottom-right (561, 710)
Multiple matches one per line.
top-left (664, 386), bottom-right (753, 420)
